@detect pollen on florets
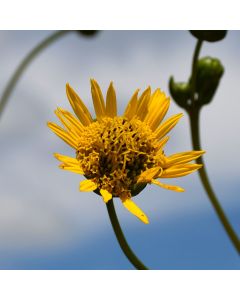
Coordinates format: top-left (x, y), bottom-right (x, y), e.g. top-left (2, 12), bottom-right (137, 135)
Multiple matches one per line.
top-left (48, 80), bottom-right (205, 223)
top-left (76, 116), bottom-right (160, 197)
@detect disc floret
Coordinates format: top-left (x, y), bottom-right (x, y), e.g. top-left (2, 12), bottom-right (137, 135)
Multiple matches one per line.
top-left (48, 79), bottom-right (205, 224)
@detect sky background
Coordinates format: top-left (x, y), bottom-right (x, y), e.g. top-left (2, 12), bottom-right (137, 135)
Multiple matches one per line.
top-left (0, 30), bottom-right (239, 270)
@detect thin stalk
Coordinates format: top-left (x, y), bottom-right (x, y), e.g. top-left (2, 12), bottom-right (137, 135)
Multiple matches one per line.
top-left (189, 109), bottom-right (240, 254)
top-left (0, 30), bottom-right (71, 120)
top-left (188, 40), bottom-right (240, 254)
top-left (190, 39), bottom-right (203, 104)
top-left (106, 200), bottom-right (149, 270)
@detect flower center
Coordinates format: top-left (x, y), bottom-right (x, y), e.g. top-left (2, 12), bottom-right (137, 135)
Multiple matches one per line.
top-left (76, 117), bottom-right (159, 197)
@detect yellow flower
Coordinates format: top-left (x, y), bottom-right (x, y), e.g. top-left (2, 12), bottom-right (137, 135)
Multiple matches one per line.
top-left (48, 79), bottom-right (205, 224)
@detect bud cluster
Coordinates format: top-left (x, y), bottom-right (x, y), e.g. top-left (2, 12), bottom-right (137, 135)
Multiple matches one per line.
top-left (169, 31), bottom-right (227, 110)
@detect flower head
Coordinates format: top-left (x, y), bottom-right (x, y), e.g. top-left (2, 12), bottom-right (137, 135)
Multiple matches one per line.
top-left (48, 79), bottom-right (205, 224)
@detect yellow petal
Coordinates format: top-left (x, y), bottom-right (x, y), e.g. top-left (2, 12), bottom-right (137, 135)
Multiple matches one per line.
top-left (100, 189), bottom-right (112, 203)
top-left (121, 197), bottom-right (149, 224)
top-left (106, 82), bottom-right (117, 118)
top-left (55, 109), bottom-right (80, 139)
top-left (59, 164), bottom-right (84, 174)
top-left (161, 164), bottom-right (203, 178)
top-left (79, 179), bottom-right (97, 191)
top-left (66, 83), bottom-right (93, 126)
top-left (156, 136), bottom-right (170, 153)
top-left (137, 167), bottom-right (162, 183)
top-left (54, 153), bottom-right (79, 164)
top-left (152, 179), bottom-right (184, 192)
top-left (90, 79), bottom-right (106, 120)
top-left (54, 154), bottom-right (83, 174)
top-left (124, 89), bottom-right (139, 120)
top-left (164, 150), bottom-right (206, 167)
top-left (136, 87), bottom-right (151, 120)
top-left (144, 89), bottom-right (170, 130)
top-left (155, 113), bottom-right (183, 140)
top-left (56, 108), bottom-right (84, 133)
top-left (138, 86), bottom-right (151, 104)
top-left (47, 122), bottom-right (78, 149)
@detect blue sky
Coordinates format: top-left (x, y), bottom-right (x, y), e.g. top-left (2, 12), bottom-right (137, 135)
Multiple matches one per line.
top-left (0, 30), bottom-right (239, 269)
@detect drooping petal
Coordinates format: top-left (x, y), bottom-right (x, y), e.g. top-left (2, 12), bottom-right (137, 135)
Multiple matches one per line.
top-left (124, 89), bottom-right (139, 120)
top-left (155, 113), bottom-right (183, 140)
top-left (164, 150), bottom-right (206, 167)
top-left (100, 189), bottom-right (112, 203)
top-left (66, 83), bottom-right (93, 125)
top-left (79, 179), bottom-right (98, 191)
top-left (106, 82), bottom-right (117, 118)
top-left (47, 122), bottom-right (78, 149)
top-left (152, 179), bottom-right (184, 192)
top-left (137, 167), bottom-right (162, 183)
top-left (121, 196), bottom-right (149, 224)
top-left (161, 164), bottom-right (203, 178)
top-left (144, 89), bottom-right (170, 130)
top-left (90, 79), bottom-right (106, 120)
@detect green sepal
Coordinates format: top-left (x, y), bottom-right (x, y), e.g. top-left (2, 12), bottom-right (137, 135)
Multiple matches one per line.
top-left (93, 183), bottom-right (147, 198)
top-left (131, 183), bottom-right (147, 197)
top-left (169, 76), bottom-right (191, 109)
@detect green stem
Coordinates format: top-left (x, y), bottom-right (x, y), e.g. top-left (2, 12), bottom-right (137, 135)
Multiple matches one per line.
top-left (190, 39), bottom-right (203, 106)
top-left (188, 40), bottom-right (240, 254)
top-left (189, 108), bottom-right (240, 254)
top-left (106, 200), bottom-right (149, 269)
top-left (187, 40), bottom-right (240, 254)
top-left (0, 30), bottom-right (71, 120)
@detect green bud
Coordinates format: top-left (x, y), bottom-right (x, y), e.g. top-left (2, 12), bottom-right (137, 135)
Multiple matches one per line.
top-left (195, 56), bottom-right (224, 105)
top-left (169, 77), bottom-right (191, 109)
top-left (76, 30), bottom-right (99, 37)
top-left (189, 30), bottom-right (227, 42)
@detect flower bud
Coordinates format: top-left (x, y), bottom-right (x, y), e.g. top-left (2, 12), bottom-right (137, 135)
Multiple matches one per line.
top-left (195, 56), bottom-right (224, 105)
top-left (76, 30), bottom-right (99, 37)
top-left (169, 77), bottom-right (191, 109)
top-left (189, 30), bottom-right (227, 42)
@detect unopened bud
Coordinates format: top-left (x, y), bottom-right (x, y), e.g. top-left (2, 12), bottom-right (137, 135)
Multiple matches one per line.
top-left (169, 77), bottom-right (191, 109)
top-left (195, 56), bottom-right (224, 105)
top-left (77, 30), bottom-right (99, 37)
top-left (190, 30), bottom-right (227, 42)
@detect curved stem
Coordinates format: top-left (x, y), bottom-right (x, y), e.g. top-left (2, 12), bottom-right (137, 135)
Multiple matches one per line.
top-left (188, 39), bottom-right (240, 254)
top-left (190, 39), bottom-right (203, 105)
top-left (0, 30), bottom-right (71, 120)
top-left (189, 109), bottom-right (240, 254)
top-left (106, 199), bottom-right (149, 269)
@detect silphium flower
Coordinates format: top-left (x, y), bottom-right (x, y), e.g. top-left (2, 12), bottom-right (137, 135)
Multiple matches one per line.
top-left (48, 80), bottom-right (205, 224)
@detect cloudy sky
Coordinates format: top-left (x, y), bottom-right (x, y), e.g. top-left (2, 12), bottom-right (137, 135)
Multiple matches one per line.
top-left (0, 30), bottom-right (239, 269)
